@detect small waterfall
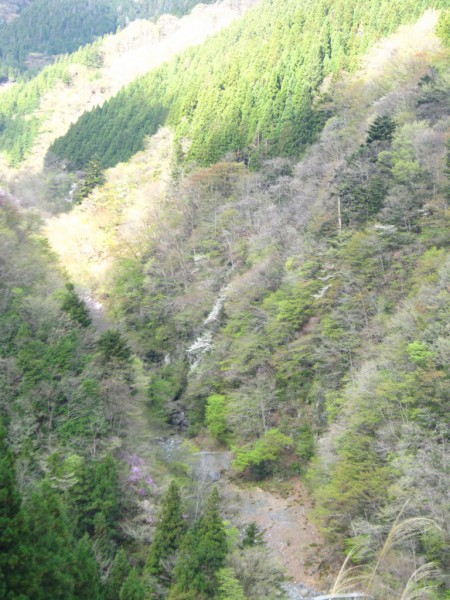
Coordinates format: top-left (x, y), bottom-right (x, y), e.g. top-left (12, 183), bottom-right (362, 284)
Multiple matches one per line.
top-left (187, 286), bottom-right (228, 369)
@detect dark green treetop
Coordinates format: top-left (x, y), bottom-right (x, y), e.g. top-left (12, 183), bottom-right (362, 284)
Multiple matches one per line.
top-left (145, 481), bottom-right (186, 579)
top-left (366, 114), bottom-right (397, 144)
top-left (169, 487), bottom-right (227, 599)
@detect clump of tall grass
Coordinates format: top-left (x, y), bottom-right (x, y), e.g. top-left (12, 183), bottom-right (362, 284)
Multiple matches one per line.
top-left (330, 503), bottom-right (441, 599)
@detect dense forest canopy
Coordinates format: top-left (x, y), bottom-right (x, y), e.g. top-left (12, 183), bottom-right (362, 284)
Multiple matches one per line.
top-left (1, 1), bottom-right (449, 599)
top-left (0, 0), bottom-right (216, 79)
top-left (49, 0), bottom-right (449, 171)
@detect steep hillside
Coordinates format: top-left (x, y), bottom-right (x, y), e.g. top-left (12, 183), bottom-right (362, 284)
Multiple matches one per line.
top-left (2, 2), bottom-right (450, 599)
top-left (0, 0), bottom-right (257, 171)
top-left (0, 0), bottom-right (30, 24)
top-left (0, 0), bottom-right (218, 79)
top-left (49, 0), bottom-right (449, 171)
top-left (44, 8), bottom-right (450, 597)
top-left (0, 195), bottom-right (137, 598)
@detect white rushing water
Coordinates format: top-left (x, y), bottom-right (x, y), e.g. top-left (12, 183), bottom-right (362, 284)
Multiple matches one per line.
top-left (187, 285), bottom-right (229, 369)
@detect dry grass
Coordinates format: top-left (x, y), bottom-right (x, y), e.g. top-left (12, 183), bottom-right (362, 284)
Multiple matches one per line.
top-left (330, 503), bottom-right (441, 599)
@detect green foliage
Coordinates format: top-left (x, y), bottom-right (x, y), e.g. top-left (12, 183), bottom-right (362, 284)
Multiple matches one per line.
top-left (119, 568), bottom-right (145, 600)
top-left (0, 0), bottom-right (216, 79)
top-left (366, 114), bottom-right (397, 144)
top-left (0, 4), bottom-right (446, 594)
top-left (295, 424), bottom-right (315, 462)
top-left (80, 43), bottom-right (104, 70)
top-left (169, 488), bottom-right (227, 599)
top-left (0, 422), bottom-right (28, 599)
top-left (0, 59), bottom-right (71, 163)
top-left (76, 157), bottom-right (105, 202)
top-left (337, 147), bottom-right (389, 226)
top-left (72, 535), bottom-right (103, 599)
top-left (0, 202), bottom-right (135, 599)
top-left (145, 481), bottom-right (186, 581)
top-left (436, 9), bottom-right (450, 46)
top-left (49, 0), bottom-right (446, 170)
top-left (242, 522), bottom-right (265, 548)
top-left (24, 482), bottom-right (79, 599)
top-left (406, 340), bottom-right (436, 367)
top-left (148, 361), bottom-right (188, 418)
top-left (98, 329), bottom-right (131, 364)
top-left (217, 567), bottom-right (247, 600)
top-left (315, 435), bottom-right (392, 537)
top-left (276, 278), bottom-right (322, 329)
top-left (106, 549), bottom-right (130, 600)
top-left (420, 528), bottom-right (449, 567)
top-left (232, 429), bottom-right (293, 477)
top-left (72, 455), bottom-right (121, 537)
top-left (205, 394), bottom-right (230, 444)
top-left (60, 283), bottom-right (92, 326)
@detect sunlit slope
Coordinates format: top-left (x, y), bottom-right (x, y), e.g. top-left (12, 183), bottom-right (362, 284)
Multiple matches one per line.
top-left (49, 0), bottom-right (449, 171)
top-left (0, 0), bottom-right (257, 171)
top-left (45, 128), bottom-right (174, 293)
top-left (0, 0), bottom-right (220, 78)
top-left (44, 11), bottom-right (450, 592)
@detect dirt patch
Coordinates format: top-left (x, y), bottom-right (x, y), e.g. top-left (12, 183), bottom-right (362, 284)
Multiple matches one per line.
top-left (224, 477), bottom-right (333, 591)
top-left (186, 436), bottom-right (335, 591)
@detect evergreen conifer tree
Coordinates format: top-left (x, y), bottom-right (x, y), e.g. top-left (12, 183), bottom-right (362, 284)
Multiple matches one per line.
top-left (24, 481), bottom-right (77, 599)
top-left (366, 114), bottom-right (397, 144)
top-left (71, 534), bottom-right (103, 599)
top-left (217, 568), bottom-right (247, 600)
top-left (145, 481), bottom-right (186, 580)
top-left (242, 522), bottom-right (265, 548)
top-left (98, 330), bottom-right (131, 365)
top-left (169, 487), bottom-right (227, 599)
top-left (0, 423), bottom-right (28, 599)
top-left (119, 569), bottom-right (145, 600)
top-left (106, 549), bottom-right (130, 600)
top-left (76, 157), bottom-right (105, 202)
top-left (61, 283), bottom-right (92, 327)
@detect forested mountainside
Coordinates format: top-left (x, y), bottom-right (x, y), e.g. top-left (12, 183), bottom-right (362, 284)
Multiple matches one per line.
top-left (1, 0), bottom-right (450, 599)
top-left (49, 0), bottom-right (449, 171)
top-left (0, 0), bottom-right (216, 80)
top-left (0, 0), bottom-right (30, 24)
top-left (0, 198), bottom-right (133, 598)
top-left (0, 0), bottom-right (255, 167)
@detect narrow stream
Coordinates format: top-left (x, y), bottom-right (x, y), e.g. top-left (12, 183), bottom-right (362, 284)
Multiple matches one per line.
top-left (83, 286), bottom-right (326, 599)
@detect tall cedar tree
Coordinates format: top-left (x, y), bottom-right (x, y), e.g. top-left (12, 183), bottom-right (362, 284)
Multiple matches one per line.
top-left (98, 330), bottom-right (132, 365)
top-left (119, 568), bottom-right (146, 600)
top-left (0, 423), bottom-right (28, 599)
top-left (106, 549), bottom-right (130, 600)
top-left (71, 535), bottom-right (103, 599)
top-left (217, 568), bottom-right (247, 600)
top-left (145, 481), bottom-right (186, 580)
top-left (61, 283), bottom-right (92, 327)
top-left (76, 157), bottom-right (105, 202)
top-left (168, 487), bottom-right (227, 599)
top-left (366, 114), bottom-right (397, 144)
top-left (242, 522), bottom-right (265, 548)
top-left (24, 482), bottom-right (77, 599)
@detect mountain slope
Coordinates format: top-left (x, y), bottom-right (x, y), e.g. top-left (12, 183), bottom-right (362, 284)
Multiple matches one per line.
top-left (0, 0), bottom-right (30, 24)
top-left (0, 0), bottom-right (257, 170)
top-left (49, 0), bottom-right (449, 171)
top-left (2, 3), bottom-right (449, 599)
top-left (0, 0), bottom-right (218, 79)
top-left (45, 9), bottom-right (450, 594)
